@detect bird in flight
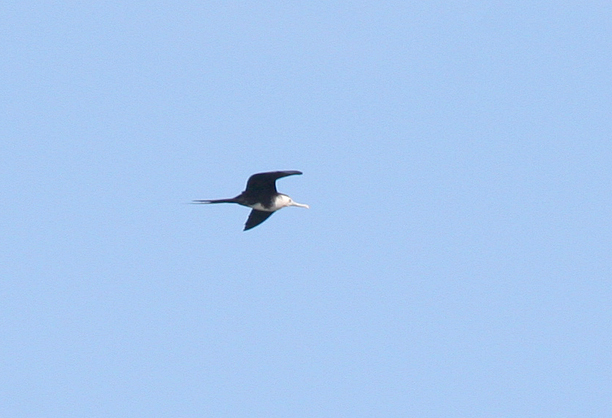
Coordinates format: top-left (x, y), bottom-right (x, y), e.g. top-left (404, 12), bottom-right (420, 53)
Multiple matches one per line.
top-left (193, 170), bottom-right (309, 231)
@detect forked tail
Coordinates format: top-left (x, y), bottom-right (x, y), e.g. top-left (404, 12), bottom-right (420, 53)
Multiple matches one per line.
top-left (192, 198), bottom-right (238, 204)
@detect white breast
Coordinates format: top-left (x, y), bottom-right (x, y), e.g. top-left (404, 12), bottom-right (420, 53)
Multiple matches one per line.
top-left (249, 195), bottom-right (291, 212)
top-left (249, 202), bottom-right (275, 212)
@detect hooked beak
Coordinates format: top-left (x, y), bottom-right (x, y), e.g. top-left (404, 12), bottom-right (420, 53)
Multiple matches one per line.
top-left (291, 201), bottom-right (309, 209)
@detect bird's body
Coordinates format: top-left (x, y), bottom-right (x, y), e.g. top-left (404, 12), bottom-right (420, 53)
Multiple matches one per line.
top-left (194, 171), bottom-right (308, 230)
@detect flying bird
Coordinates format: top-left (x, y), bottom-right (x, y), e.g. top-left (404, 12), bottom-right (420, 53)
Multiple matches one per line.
top-left (193, 170), bottom-right (309, 231)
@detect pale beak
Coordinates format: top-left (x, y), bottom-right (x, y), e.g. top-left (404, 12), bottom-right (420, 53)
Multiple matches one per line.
top-left (291, 201), bottom-right (309, 209)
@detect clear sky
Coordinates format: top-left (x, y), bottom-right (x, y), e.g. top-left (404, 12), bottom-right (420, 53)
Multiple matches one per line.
top-left (2, 1), bottom-right (610, 417)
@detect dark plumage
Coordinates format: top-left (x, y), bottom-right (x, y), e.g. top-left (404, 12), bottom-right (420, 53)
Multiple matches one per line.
top-left (193, 171), bottom-right (309, 230)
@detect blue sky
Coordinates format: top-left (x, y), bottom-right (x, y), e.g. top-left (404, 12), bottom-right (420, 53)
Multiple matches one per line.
top-left (2, 1), bottom-right (610, 417)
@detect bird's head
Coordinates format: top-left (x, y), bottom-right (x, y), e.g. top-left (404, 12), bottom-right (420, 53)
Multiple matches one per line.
top-left (277, 194), bottom-right (309, 209)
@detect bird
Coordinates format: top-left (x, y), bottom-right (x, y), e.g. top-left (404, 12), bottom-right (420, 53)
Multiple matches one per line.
top-left (193, 170), bottom-right (309, 231)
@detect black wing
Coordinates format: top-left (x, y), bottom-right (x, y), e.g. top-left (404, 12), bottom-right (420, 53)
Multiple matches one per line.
top-left (244, 210), bottom-right (274, 231)
top-left (245, 171), bottom-right (302, 194)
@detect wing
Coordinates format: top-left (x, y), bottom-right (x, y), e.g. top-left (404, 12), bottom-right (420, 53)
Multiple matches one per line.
top-left (244, 209), bottom-right (275, 231)
top-left (245, 171), bottom-right (302, 194)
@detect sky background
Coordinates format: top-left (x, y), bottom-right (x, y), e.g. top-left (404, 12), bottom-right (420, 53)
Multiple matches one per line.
top-left (1, 1), bottom-right (611, 417)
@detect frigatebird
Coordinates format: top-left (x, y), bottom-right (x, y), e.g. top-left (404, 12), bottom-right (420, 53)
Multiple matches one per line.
top-left (193, 170), bottom-right (309, 231)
